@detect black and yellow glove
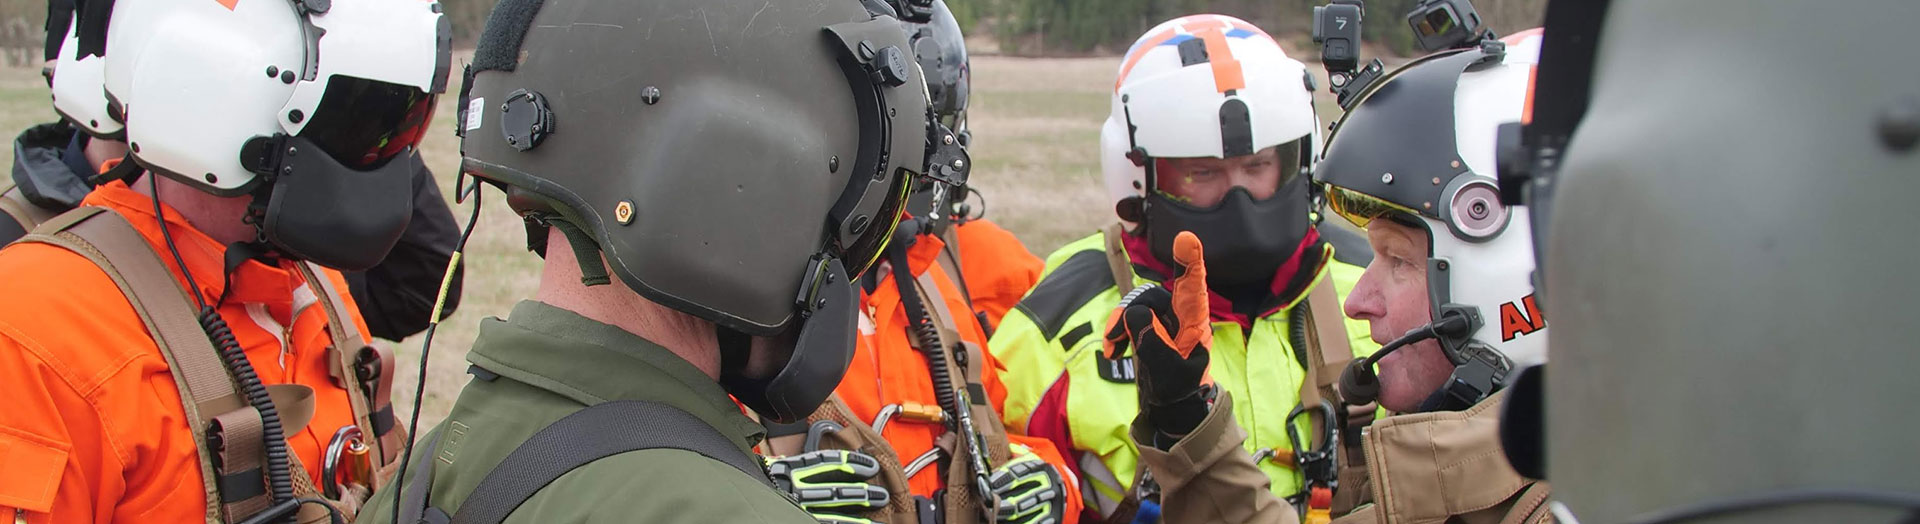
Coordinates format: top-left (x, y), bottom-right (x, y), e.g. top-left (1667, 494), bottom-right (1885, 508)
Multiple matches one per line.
top-left (1104, 231), bottom-right (1214, 444)
top-left (767, 450), bottom-right (892, 524)
top-left (989, 443), bottom-right (1066, 524)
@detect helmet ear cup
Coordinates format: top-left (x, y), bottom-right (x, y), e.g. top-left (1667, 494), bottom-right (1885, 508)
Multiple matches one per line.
top-left (1446, 179), bottom-right (1509, 241)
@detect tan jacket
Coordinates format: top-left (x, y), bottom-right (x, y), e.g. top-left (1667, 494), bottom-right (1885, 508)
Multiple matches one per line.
top-left (1137, 392), bottom-right (1552, 524)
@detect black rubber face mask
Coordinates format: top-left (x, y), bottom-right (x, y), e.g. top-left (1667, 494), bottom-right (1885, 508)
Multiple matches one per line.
top-left (245, 134), bottom-right (415, 272)
top-left (245, 77), bottom-right (433, 271)
top-left (1145, 172), bottom-right (1313, 290)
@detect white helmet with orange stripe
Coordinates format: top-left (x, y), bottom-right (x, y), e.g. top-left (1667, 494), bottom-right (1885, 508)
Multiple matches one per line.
top-left (1316, 29), bottom-right (1546, 410)
top-left (1099, 14), bottom-right (1325, 291)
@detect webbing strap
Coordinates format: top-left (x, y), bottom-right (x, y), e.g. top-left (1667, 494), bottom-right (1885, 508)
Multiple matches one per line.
top-left (912, 271), bottom-right (1009, 523)
top-left (298, 263), bottom-right (405, 474)
top-left (1101, 223), bottom-right (1135, 291)
top-left (935, 226), bottom-right (973, 306)
top-left (1299, 271), bottom-right (1356, 445)
top-left (0, 184), bottom-right (57, 238)
top-left (16, 206), bottom-right (260, 524)
top-left (445, 401), bottom-right (770, 524)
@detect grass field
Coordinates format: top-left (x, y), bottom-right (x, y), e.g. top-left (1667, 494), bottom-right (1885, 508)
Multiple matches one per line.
top-left (0, 55), bottom-right (1356, 432)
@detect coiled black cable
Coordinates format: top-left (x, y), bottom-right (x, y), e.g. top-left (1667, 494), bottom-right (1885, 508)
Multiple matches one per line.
top-left (149, 172), bottom-right (294, 519)
top-left (890, 243), bottom-right (958, 415)
top-left (200, 307), bottom-right (296, 510)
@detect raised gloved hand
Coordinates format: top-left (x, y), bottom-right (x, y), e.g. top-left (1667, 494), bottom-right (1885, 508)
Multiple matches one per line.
top-left (989, 443), bottom-right (1067, 524)
top-left (1104, 231), bottom-right (1214, 442)
top-left (767, 449), bottom-right (892, 524)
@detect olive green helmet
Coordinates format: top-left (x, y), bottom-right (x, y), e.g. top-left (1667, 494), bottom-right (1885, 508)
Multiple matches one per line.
top-left (458, 0), bottom-right (950, 422)
top-left (1503, 0), bottom-right (1920, 522)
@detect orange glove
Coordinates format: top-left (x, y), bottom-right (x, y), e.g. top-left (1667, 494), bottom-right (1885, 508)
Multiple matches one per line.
top-left (1104, 232), bottom-right (1214, 442)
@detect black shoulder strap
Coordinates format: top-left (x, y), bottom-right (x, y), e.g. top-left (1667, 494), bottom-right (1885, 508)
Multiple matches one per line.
top-left (441, 400), bottom-right (771, 524)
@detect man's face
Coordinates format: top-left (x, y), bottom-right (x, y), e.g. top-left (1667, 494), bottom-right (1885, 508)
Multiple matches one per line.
top-left (1343, 219), bottom-right (1454, 412)
top-left (1155, 145), bottom-right (1287, 208)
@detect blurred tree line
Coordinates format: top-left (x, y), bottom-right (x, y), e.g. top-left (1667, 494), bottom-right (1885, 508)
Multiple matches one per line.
top-left (976, 0), bottom-right (1546, 56)
top-left (0, 0), bottom-right (1544, 66)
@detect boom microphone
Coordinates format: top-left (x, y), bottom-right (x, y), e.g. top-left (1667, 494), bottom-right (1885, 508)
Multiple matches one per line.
top-left (1338, 313), bottom-right (1473, 405)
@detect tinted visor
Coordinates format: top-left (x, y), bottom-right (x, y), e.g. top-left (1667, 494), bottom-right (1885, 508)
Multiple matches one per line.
top-left (1325, 183), bottom-right (1421, 228)
top-left (298, 76), bottom-right (436, 169)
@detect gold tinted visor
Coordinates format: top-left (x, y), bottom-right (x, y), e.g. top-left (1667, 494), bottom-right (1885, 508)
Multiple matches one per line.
top-left (1325, 183), bottom-right (1421, 228)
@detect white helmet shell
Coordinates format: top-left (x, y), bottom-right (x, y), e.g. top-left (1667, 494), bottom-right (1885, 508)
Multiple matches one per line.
top-left (1431, 29), bottom-right (1547, 369)
top-left (50, 13), bottom-right (123, 138)
top-left (1100, 14), bottom-right (1319, 227)
top-left (102, 0), bottom-right (447, 194)
top-left (1317, 29), bottom-right (1548, 369)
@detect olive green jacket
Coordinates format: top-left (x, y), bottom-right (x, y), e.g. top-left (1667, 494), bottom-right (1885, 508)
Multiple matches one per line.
top-left (357, 301), bottom-right (812, 523)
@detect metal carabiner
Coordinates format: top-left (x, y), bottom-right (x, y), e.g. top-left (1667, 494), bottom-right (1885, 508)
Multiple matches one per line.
top-left (1285, 399), bottom-right (1341, 493)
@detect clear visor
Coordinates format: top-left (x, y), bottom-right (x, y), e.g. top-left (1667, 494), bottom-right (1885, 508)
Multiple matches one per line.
top-left (1152, 140), bottom-right (1302, 209)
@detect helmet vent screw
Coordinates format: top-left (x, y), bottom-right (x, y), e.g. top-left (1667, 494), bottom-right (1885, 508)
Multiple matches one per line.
top-left (288, 110), bottom-right (304, 124)
top-left (641, 86), bottom-right (661, 105)
top-left (1879, 97), bottom-right (1919, 152)
top-left (205, 173), bottom-right (218, 184)
top-left (281, 71), bottom-right (295, 84)
top-left (615, 201), bottom-right (635, 225)
top-left (829, 156), bottom-right (840, 173)
top-left (266, 66), bottom-right (279, 78)
top-left (1381, 173), bottom-right (1395, 184)
top-left (89, 119), bottom-right (98, 128)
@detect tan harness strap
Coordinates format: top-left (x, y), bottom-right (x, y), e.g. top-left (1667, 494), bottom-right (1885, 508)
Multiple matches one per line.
top-left (0, 184), bottom-right (58, 237)
top-left (1101, 223), bottom-right (1135, 290)
top-left (936, 226), bottom-right (974, 306)
top-left (295, 263), bottom-right (405, 477)
top-left (913, 271), bottom-right (1010, 523)
top-left (18, 206), bottom-right (281, 524)
top-left (1299, 271), bottom-right (1357, 431)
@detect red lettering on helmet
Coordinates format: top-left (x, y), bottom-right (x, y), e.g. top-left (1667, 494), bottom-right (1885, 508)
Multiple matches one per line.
top-left (1500, 293), bottom-right (1545, 341)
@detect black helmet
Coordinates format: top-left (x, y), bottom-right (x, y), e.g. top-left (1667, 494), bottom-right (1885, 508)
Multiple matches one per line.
top-left (901, 0), bottom-right (968, 132)
top-left (899, 0), bottom-right (972, 234)
top-left (459, 0), bottom-right (949, 422)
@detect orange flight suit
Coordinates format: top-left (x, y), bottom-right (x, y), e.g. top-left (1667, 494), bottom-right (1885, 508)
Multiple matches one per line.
top-left (839, 232), bottom-right (1082, 522)
top-left (0, 181), bottom-right (372, 523)
top-left (947, 219), bottom-right (1042, 332)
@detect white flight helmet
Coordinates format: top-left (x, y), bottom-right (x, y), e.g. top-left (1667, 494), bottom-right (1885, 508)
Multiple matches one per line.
top-left (87, 0), bottom-right (449, 271)
top-left (1101, 14), bottom-right (1320, 222)
top-left (1098, 14), bottom-right (1323, 287)
top-left (100, 0), bottom-right (449, 195)
top-left (49, 13), bottom-right (122, 138)
top-left (1316, 30), bottom-right (1547, 405)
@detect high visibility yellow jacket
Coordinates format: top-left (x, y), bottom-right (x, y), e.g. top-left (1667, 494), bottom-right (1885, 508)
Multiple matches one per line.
top-left (988, 225), bottom-right (1377, 519)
